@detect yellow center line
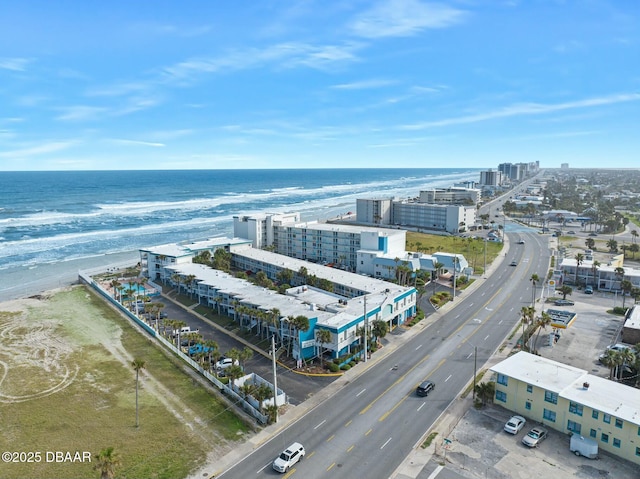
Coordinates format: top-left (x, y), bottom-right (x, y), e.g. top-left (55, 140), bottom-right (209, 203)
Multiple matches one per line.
top-left (344, 420), bottom-right (352, 427)
top-left (365, 428), bottom-right (373, 436)
top-left (326, 434), bottom-right (335, 442)
top-left (347, 445), bottom-right (355, 452)
top-left (379, 358), bottom-right (446, 422)
top-left (327, 462), bottom-right (336, 471)
top-left (360, 355), bottom-right (430, 415)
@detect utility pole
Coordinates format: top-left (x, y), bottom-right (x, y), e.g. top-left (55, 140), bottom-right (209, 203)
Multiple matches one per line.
top-left (483, 239), bottom-right (487, 278)
top-left (271, 336), bottom-right (278, 423)
top-left (473, 345), bottom-right (478, 402)
top-left (363, 296), bottom-right (368, 363)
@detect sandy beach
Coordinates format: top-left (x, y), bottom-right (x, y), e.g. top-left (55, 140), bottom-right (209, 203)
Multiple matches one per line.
top-left (0, 250), bottom-right (140, 303)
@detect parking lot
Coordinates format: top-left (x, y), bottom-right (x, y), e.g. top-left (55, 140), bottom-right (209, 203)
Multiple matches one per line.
top-left (411, 289), bottom-right (638, 479)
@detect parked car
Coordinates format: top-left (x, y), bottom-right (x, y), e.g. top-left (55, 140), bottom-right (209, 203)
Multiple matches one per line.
top-left (416, 380), bottom-right (435, 397)
top-left (584, 285), bottom-right (593, 294)
top-left (273, 442), bottom-right (305, 473)
top-left (554, 299), bottom-right (575, 306)
top-left (599, 343), bottom-right (631, 363)
top-left (504, 415), bottom-right (526, 434)
top-left (521, 427), bottom-right (548, 447)
top-left (215, 357), bottom-right (239, 370)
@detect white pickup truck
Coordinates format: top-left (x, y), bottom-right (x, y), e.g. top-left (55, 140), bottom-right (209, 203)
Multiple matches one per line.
top-left (172, 326), bottom-right (199, 337)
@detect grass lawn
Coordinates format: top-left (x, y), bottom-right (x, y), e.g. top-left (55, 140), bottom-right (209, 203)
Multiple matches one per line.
top-left (0, 286), bottom-right (250, 479)
top-left (406, 231), bottom-right (503, 274)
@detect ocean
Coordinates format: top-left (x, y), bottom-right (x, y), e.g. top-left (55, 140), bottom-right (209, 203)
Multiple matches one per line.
top-left (0, 168), bottom-right (480, 300)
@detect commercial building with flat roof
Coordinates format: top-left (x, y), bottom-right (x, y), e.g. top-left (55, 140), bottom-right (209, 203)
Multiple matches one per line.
top-left (491, 352), bottom-right (640, 466)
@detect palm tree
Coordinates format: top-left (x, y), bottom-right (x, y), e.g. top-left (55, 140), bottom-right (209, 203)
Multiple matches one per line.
top-left (292, 315), bottom-right (310, 358)
top-left (371, 319), bottom-right (388, 348)
top-left (614, 266), bottom-right (625, 290)
top-left (621, 280), bottom-right (633, 308)
top-left (618, 348), bottom-right (636, 380)
top-left (109, 279), bottom-right (122, 301)
top-left (93, 447), bottom-right (121, 479)
top-left (607, 238), bottom-right (618, 253)
top-left (239, 346), bottom-right (254, 371)
top-left (600, 349), bottom-right (622, 380)
top-left (632, 229), bottom-right (639, 244)
top-left (558, 285), bottom-right (573, 300)
top-left (316, 329), bottom-right (332, 369)
top-left (529, 274), bottom-right (540, 307)
top-left (131, 358), bottom-right (146, 427)
top-left (574, 253), bottom-right (584, 285)
top-left (185, 274), bottom-right (197, 299)
top-left (533, 311), bottom-right (552, 353)
top-left (474, 381), bottom-right (495, 406)
top-left (520, 306), bottom-right (535, 352)
top-left (590, 260), bottom-right (600, 287)
top-left (585, 237), bottom-right (596, 250)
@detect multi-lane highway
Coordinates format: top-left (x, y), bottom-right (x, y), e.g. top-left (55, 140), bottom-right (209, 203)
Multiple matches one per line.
top-left (220, 220), bottom-right (551, 478)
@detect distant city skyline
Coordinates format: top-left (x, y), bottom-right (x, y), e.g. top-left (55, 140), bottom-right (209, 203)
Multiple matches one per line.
top-left (1, 1), bottom-right (639, 171)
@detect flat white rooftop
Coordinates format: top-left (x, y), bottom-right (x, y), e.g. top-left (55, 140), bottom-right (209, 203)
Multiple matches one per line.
top-left (492, 352), bottom-right (640, 425)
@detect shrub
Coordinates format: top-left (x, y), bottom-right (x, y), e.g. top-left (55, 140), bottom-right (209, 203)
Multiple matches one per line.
top-left (340, 364), bottom-right (351, 371)
top-left (328, 363), bottom-right (340, 373)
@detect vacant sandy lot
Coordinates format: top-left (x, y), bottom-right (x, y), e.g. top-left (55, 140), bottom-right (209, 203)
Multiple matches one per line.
top-left (0, 286), bottom-right (249, 479)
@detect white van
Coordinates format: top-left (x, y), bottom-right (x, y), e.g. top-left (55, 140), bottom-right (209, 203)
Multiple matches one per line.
top-left (172, 326), bottom-right (198, 337)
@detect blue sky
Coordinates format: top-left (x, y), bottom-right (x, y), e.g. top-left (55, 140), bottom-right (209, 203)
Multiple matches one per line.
top-left (1, 0), bottom-right (639, 171)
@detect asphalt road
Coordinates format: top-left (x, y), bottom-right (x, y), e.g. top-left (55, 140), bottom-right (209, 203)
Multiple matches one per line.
top-left (218, 219), bottom-right (552, 478)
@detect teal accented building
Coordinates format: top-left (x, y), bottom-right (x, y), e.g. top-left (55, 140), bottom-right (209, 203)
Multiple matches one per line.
top-left (491, 352), bottom-right (640, 466)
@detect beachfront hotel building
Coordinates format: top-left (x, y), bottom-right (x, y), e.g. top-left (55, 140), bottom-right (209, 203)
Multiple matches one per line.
top-left (418, 187), bottom-right (482, 206)
top-left (233, 212), bottom-right (469, 280)
top-left (491, 352), bottom-right (640, 466)
top-left (356, 197), bottom-right (476, 234)
top-left (140, 244), bottom-right (416, 362)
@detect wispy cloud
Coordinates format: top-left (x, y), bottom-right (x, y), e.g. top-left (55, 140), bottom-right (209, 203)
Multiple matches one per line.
top-left (55, 106), bottom-right (109, 122)
top-left (0, 141), bottom-right (76, 158)
top-left (108, 139), bottom-right (166, 148)
top-left (331, 79), bottom-right (396, 90)
top-left (350, 0), bottom-right (468, 38)
top-left (128, 22), bottom-right (212, 38)
top-left (161, 42), bottom-right (363, 84)
top-left (0, 57), bottom-right (31, 71)
top-left (400, 93), bottom-right (640, 130)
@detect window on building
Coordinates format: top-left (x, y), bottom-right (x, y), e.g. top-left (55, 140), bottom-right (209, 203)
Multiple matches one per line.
top-left (590, 429), bottom-right (597, 438)
top-left (525, 401), bottom-right (531, 410)
top-left (497, 374), bottom-right (508, 386)
top-left (603, 414), bottom-right (611, 424)
top-left (567, 420), bottom-right (581, 434)
top-left (543, 409), bottom-right (556, 422)
top-left (615, 418), bottom-right (623, 429)
top-left (569, 402), bottom-right (583, 416)
top-left (601, 433), bottom-right (609, 443)
top-left (544, 391), bottom-right (558, 404)
top-left (496, 391), bottom-right (507, 402)
top-left (592, 410), bottom-right (599, 420)
top-left (613, 438), bottom-right (621, 448)
top-left (526, 384), bottom-right (533, 393)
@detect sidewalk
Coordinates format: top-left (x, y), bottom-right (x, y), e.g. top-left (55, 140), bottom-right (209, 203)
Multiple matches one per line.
top-left (188, 241), bottom-right (511, 479)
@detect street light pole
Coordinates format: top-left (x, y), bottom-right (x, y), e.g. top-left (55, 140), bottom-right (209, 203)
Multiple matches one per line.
top-left (472, 345), bottom-right (478, 402)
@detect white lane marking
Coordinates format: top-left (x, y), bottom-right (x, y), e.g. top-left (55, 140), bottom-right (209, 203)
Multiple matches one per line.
top-left (381, 437), bottom-right (392, 449)
top-left (484, 335), bottom-right (490, 341)
top-left (417, 402), bottom-right (426, 412)
top-left (445, 374), bottom-right (452, 382)
top-left (427, 465), bottom-right (444, 479)
top-left (466, 352), bottom-right (473, 359)
top-left (314, 419), bottom-right (326, 429)
top-left (498, 319), bottom-right (503, 325)
top-left (356, 389), bottom-right (366, 397)
top-left (416, 344), bottom-right (423, 351)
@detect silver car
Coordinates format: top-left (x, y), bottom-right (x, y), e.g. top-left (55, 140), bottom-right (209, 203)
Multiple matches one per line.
top-left (504, 415), bottom-right (526, 434)
top-left (522, 427), bottom-right (548, 447)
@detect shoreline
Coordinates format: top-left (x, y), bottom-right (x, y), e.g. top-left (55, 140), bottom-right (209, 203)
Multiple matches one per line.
top-left (0, 250), bottom-right (141, 302)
